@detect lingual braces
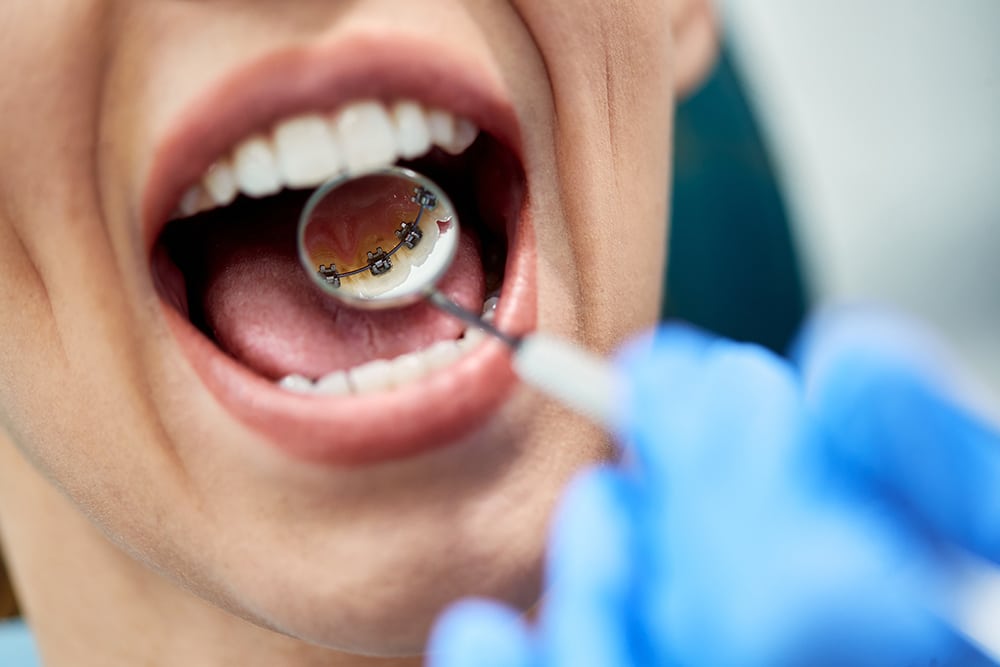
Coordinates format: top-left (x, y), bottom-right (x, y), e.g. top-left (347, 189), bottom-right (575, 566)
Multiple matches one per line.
top-left (318, 186), bottom-right (438, 288)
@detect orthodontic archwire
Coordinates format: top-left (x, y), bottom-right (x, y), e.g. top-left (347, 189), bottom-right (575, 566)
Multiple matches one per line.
top-left (316, 186), bottom-right (439, 287)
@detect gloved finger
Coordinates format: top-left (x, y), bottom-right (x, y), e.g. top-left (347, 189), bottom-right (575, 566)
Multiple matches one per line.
top-left (617, 323), bottom-right (811, 503)
top-left (618, 325), bottom-right (826, 662)
top-left (539, 467), bottom-right (638, 667)
top-left (793, 306), bottom-right (1000, 563)
top-left (427, 599), bottom-right (533, 667)
top-left (664, 498), bottom-right (972, 667)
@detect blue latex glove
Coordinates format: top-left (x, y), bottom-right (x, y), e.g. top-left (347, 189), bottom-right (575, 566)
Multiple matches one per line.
top-left (428, 308), bottom-right (1000, 667)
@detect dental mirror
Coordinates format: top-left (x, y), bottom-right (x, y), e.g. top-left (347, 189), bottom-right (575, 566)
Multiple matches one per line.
top-left (298, 165), bottom-right (621, 427)
top-left (298, 167), bottom-right (460, 309)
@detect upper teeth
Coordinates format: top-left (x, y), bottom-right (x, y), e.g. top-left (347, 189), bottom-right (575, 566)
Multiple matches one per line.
top-left (176, 100), bottom-right (479, 217)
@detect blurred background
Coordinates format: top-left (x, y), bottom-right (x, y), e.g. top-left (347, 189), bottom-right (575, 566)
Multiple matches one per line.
top-left (667, 0), bottom-right (1000, 399)
top-left (2, 1), bottom-right (999, 662)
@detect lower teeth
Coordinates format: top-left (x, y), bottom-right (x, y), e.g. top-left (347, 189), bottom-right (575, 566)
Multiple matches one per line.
top-left (277, 296), bottom-right (498, 396)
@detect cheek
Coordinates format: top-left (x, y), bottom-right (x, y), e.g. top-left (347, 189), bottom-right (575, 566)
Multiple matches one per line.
top-left (0, 3), bottom-right (127, 458)
top-left (0, 220), bottom-right (62, 455)
top-left (514, 0), bottom-right (675, 346)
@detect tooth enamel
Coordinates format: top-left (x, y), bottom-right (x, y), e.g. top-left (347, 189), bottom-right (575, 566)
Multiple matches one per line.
top-left (443, 118), bottom-right (479, 155)
top-left (279, 374), bottom-right (315, 393)
top-left (460, 327), bottom-right (486, 349)
top-left (333, 102), bottom-right (398, 175)
top-left (177, 185), bottom-right (215, 217)
top-left (273, 115), bottom-right (344, 188)
top-left (482, 296), bottom-right (500, 316)
top-left (232, 135), bottom-right (283, 197)
top-left (389, 352), bottom-right (428, 387)
top-left (422, 340), bottom-right (464, 372)
top-left (203, 160), bottom-right (238, 207)
top-left (404, 200), bottom-right (441, 267)
top-left (174, 100), bottom-right (483, 221)
top-left (315, 370), bottom-right (352, 396)
top-left (346, 242), bottom-right (411, 298)
top-left (276, 296), bottom-right (499, 395)
top-left (426, 109), bottom-right (456, 151)
top-left (349, 359), bottom-right (395, 394)
top-left (178, 185), bottom-right (204, 217)
top-left (391, 102), bottom-right (432, 160)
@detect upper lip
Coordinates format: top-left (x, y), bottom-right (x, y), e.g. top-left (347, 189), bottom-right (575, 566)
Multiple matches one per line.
top-left (144, 31), bottom-right (536, 466)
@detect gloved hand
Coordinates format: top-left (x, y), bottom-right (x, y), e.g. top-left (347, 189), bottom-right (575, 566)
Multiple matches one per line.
top-left (427, 307), bottom-right (1000, 667)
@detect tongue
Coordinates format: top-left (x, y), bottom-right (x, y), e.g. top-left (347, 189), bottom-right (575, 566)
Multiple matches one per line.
top-left (197, 194), bottom-right (484, 380)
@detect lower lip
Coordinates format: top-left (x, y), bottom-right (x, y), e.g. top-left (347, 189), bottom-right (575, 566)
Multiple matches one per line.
top-left (162, 210), bottom-right (536, 467)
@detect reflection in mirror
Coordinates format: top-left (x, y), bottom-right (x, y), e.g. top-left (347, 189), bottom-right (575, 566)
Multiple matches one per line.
top-left (298, 168), bottom-right (459, 307)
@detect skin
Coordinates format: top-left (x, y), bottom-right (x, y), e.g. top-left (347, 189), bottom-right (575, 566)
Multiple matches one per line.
top-left (0, 1), bottom-right (715, 665)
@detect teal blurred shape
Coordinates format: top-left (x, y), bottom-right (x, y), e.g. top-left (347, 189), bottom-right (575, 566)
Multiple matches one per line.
top-left (665, 49), bottom-right (809, 354)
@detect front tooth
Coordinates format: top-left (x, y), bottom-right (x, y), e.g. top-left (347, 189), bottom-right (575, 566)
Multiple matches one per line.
top-left (203, 160), bottom-right (238, 207)
top-left (389, 353), bottom-right (427, 387)
top-left (422, 340), bottom-right (464, 372)
top-left (273, 115), bottom-right (344, 188)
top-left (349, 359), bottom-right (395, 394)
top-left (279, 374), bottom-right (315, 394)
top-left (315, 370), bottom-right (352, 396)
top-left (426, 109), bottom-right (456, 150)
top-left (442, 118), bottom-right (479, 155)
top-left (333, 102), bottom-right (398, 174)
top-left (391, 102), bottom-right (432, 160)
top-left (232, 135), bottom-right (283, 197)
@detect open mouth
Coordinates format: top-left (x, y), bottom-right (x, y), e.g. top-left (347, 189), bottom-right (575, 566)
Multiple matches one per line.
top-left (144, 43), bottom-right (536, 465)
